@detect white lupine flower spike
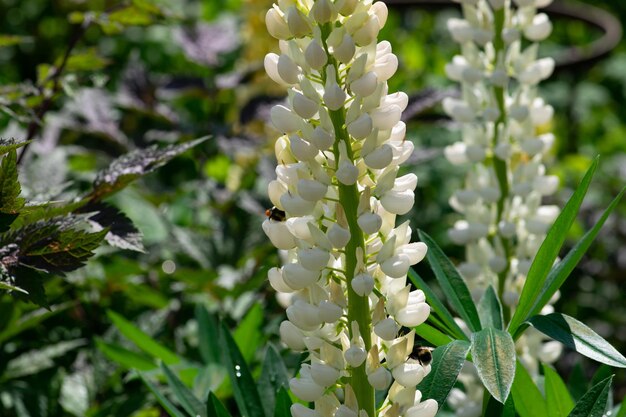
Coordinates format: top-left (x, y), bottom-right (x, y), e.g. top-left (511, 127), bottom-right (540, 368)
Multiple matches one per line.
top-left (445, 0), bottom-right (560, 413)
top-left (262, 1), bottom-right (435, 416)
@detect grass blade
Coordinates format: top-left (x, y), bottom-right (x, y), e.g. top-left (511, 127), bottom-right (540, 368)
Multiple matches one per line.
top-left (508, 157), bottom-right (599, 335)
top-left (418, 230), bottom-right (482, 332)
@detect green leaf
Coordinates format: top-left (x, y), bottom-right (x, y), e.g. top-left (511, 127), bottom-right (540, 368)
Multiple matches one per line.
top-left (417, 340), bottom-right (470, 406)
top-left (408, 269), bottom-right (467, 340)
top-left (0, 301), bottom-right (72, 343)
top-left (509, 157), bottom-right (598, 335)
top-left (273, 387), bottom-right (292, 417)
top-left (107, 310), bottom-right (180, 365)
top-left (109, 6), bottom-right (155, 26)
top-left (615, 402), bottom-right (626, 417)
top-left (139, 373), bottom-right (186, 417)
top-left (3, 339), bottom-right (86, 379)
top-left (233, 303), bottom-right (263, 363)
top-left (81, 202), bottom-right (145, 252)
top-left (511, 360), bottom-right (548, 417)
top-left (162, 363), bottom-right (207, 417)
top-left (484, 393), bottom-right (515, 417)
top-left (414, 322), bottom-right (454, 347)
top-left (95, 339), bottom-right (157, 371)
top-left (477, 285), bottom-right (504, 330)
top-left (528, 187), bottom-right (624, 319)
top-left (567, 375), bottom-right (613, 417)
top-left (219, 322), bottom-right (265, 417)
top-left (528, 313), bottom-right (626, 368)
top-left (0, 35), bottom-right (31, 47)
top-left (208, 392), bottom-right (232, 417)
top-left (544, 364), bottom-right (575, 417)
top-left (470, 327), bottom-right (516, 403)
top-left (418, 230), bottom-right (482, 332)
top-left (0, 149), bottom-right (25, 230)
top-left (258, 344), bottom-right (290, 417)
top-left (63, 49), bottom-right (109, 72)
top-left (568, 363), bottom-right (588, 401)
top-left (196, 305), bottom-right (220, 364)
top-left (10, 267), bottom-right (48, 308)
top-left (91, 136), bottom-right (209, 201)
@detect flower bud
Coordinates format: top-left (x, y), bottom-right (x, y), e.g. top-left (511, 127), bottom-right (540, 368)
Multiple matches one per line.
top-left (367, 366), bottom-right (392, 390)
top-left (335, 405), bottom-right (358, 417)
top-left (269, 267), bottom-right (295, 293)
top-left (299, 247), bottom-right (330, 271)
top-left (319, 300), bottom-right (343, 323)
top-left (524, 13), bottom-right (552, 42)
top-left (406, 399), bottom-right (438, 417)
top-left (298, 179), bottom-right (328, 202)
top-left (392, 362), bottom-right (426, 387)
top-left (283, 263), bottom-right (320, 290)
top-left (293, 92), bottom-right (319, 119)
top-left (328, 223), bottom-right (351, 248)
top-left (311, 0), bottom-right (335, 24)
top-left (344, 345), bottom-right (367, 367)
top-left (336, 161), bottom-right (359, 185)
top-left (280, 321), bottom-right (306, 351)
top-left (352, 273), bottom-right (375, 296)
top-left (290, 372), bottom-right (325, 401)
top-left (291, 404), bottom-right (319, 417)
top-left (311, 362), bottom-right (341, 387)
top-left (266, 8), bottom-right (291, 40)
top-left (287, 301), bottom-right (323, 331)
top-left (374, 317), bottom-right (399, 341)
top-left (357, 212), bottom-right (382, 235)
top-left (364, 144), bottom-right (393, 169)
top-left (271, 105), bottom-right (301, 133)
top-left (262, 220), bottom-right (297, 250)
top-left (334, 34), bottom-right (356, 63)
top-left (287, 6), bottom-right (311, 38)
top-left (347, 113), bottom-right (373, 139)
top-left (305, 39), bottom-right (328, 70)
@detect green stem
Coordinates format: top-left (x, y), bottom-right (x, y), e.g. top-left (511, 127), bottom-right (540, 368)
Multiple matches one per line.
top-left (491, 6), bottom-right (512, 322)
top-left (321, 24), bottom-right (375, 417)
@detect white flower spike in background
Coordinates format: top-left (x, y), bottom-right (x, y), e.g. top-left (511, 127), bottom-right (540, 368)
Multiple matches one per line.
top-left (263, 1), bottom-right (436, 416)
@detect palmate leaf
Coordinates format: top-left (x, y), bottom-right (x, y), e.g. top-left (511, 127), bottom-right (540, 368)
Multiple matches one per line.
top-left (471, 327), bottom-right (516, 403)
top-left (528, 313), bottom-right (626, 368)
top-left (0, 149), bottom-right (25, 232)
top-left (90, 136), bottom-right (209, 201)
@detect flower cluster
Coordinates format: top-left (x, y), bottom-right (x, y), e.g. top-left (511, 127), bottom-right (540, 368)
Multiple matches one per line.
top-left (262, 1), bottom-right (437, 416)
top-left (442, 0), bottom-right (562, 413)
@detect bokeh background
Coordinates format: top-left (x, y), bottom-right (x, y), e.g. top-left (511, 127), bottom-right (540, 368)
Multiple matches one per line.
top-left (0, 0), bottom-right (623, 415)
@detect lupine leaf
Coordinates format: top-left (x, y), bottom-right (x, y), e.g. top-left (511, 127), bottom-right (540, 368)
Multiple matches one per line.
top-left (528, 313), bottom-right (626, 368)
top-left (139, 373), bottom-right (187, 417)
top-left (208, 392), bottom-right (233, 417)
top-left (90, 136), bottom-right (209, 201)
top-left (471, 327), bottom-right (516, 403)
top-left (528, 187), bottom-right (624, 320)
top-left (273, 387), bottom-right (292, 417)
top-left (414, 322), bottom-right (454, 347)
top-left (418, 230), bottom-right (482, 332)
top-left (511, 360), bottom-right (548, 417)
top-left (478, 285), bottom-right (504, 330)
top-left (615, 402), bottom-right (626, 417)
top-left (568, 363), bottom-right (588, 401)
top-left (219, 321), bottom-right (266, 417)
top-left (107, 310), bottom-right (180, 365)
top-left (567, 375), bottom-right (613, 417)
top-left (233, 303), bottom-right (263, 363)
top-left (408, 269), bottom-right (467, 340)
top-left (258, 344), bottom-right (290, 417)
top-left (544, 364), bottom-right (575, 417)
top-left (95, 338), bottom-right (157, 371)
top-left (484, 393), bottom-right (515, 417)
top-left (0, 150), bottom-right (25, 229)
top-left (196, 305), bottom-right (220, 364)
top-left (509, 157), bottom-right (598, 335)
top-left (417, 340), bottom-right (470, 406)
top-left (162, 363), bottom-right (207, 417)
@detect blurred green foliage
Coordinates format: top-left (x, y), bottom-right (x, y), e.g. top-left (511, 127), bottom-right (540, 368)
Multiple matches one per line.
top-left (0, 0), bottom-right (623, 415)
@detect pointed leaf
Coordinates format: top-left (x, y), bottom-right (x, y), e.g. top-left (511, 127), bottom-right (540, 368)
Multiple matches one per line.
top-left (233, 303), bottom-right (263, 363)
top-left (528, 313), bottom-right (626, 368)
top-left (478, 285), bottom-right (504, 330)
top-left (567, 375), bottom-right (613, 417)
top-left (139, 373), bottom-right (187, 417)
top-left (96, 338), bottom-right (157, 371)
top-left (568, 363), bottom-right (588, 401)
top-left (418, 230), bottom-right (482, 332)
top-left (162, 363), bottom-right (207, 417)
top-left (0, 138), bottom-right (31, 155)
top-left (471, 327), bottom-right (516, 403)
top-left (258, 344), bottom-right (290, 417)
top-left (107, 310), bottom-right (180, 365)
top-left (208, 392), bottom-right (232, 417)
top-left (196, 305), bottom-right (220, 364)
top-left (414, 322), bottom-right (454, 347)
top-left (273, 387), bottom-right (292, 417)
top-left (417, 340), bottom-right (471, 406)
top-left (544, 364), bottom-right (575, 417)
top-left (484, 393), bottom-right (515, 417)
top-left (615, 402), bottom-right (626, 417)
top-left (529, 187), bottom-right (624, 320)
top-left (511, 360), bottom-right (548, 417)
top-left (91, 136), bottom-right (209, 201)
top-left (509, 157), bottom-right (598, 335)
top-left (0, 149), bottom-right (24, 230)
top-left (219, 322), bottom-right (266, 417)
top-left (82, 202), bottom-right (145, 252)
top-left (409, 269), bottom-right (467, 340)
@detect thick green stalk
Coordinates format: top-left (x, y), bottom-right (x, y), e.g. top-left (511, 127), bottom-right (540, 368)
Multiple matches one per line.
top-left (491, 5), bottom-right (512, 322)
top-left (321, 24), bottom-right (375, 417)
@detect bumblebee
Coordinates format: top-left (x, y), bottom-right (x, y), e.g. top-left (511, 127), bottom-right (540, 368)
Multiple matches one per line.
top-left (265, 206), bottom-right (286, 222)
top-left (410, 345), bottom-right (434, 367)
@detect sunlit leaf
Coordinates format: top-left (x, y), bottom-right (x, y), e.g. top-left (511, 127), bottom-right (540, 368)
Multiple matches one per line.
top-left (544, 364), bottom-right (575, 417)
top-left (471, 327), bottom-right (516, 403)
top-left (528, 313), bottom-right (626, 368)
top-left (511, 360), bottom-right (548, 417)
